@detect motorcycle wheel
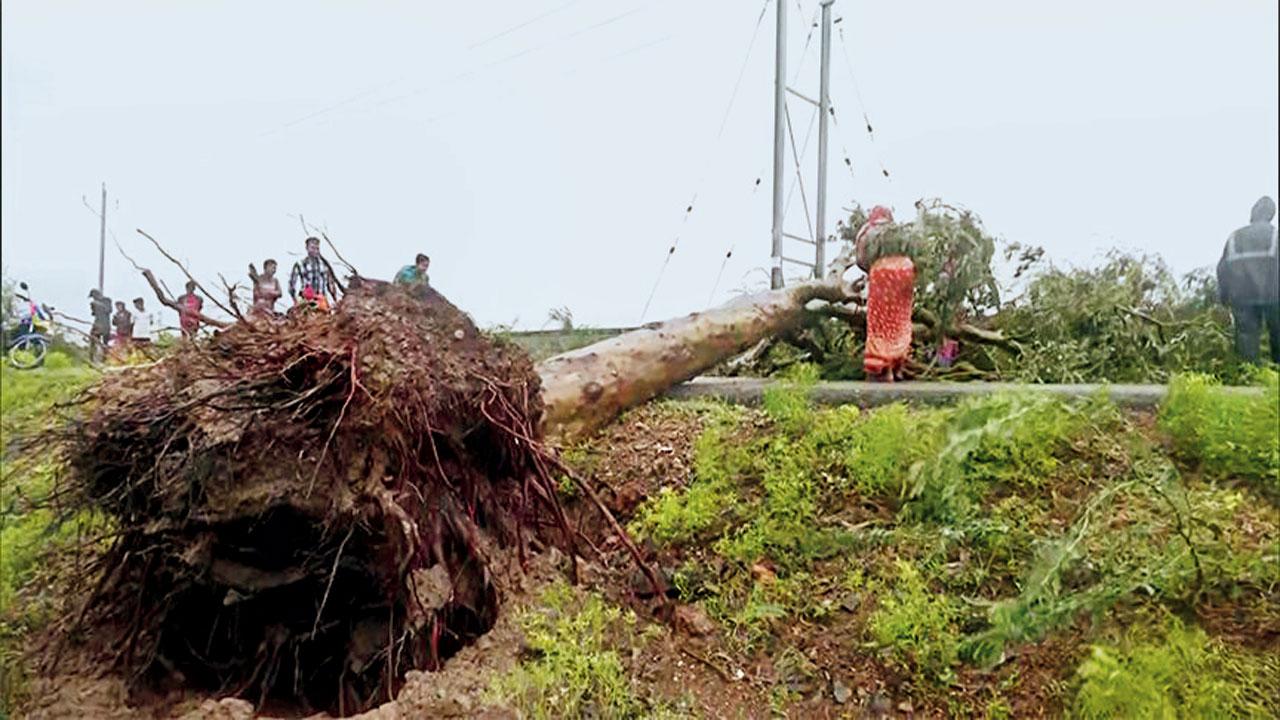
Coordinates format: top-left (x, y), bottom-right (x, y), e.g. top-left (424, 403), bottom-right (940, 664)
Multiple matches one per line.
top-left (9, 336), bottom-right (47, 370)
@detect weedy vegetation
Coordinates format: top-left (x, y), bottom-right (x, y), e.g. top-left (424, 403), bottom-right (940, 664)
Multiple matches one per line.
top-left (490, 582), bottom-right (681, 720)
top-left (628, 369), bottom-right (1279, 714)
top-left (1, 360), bottom-right (99, 714)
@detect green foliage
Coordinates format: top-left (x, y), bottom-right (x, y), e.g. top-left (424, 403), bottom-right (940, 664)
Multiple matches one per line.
top-left (963, 394), bottom-right (1109, 489)
top-left (963, 455), bottom-right (1280, 667)
top-left (1159, 370), bottom-right (1279, 491)
top-left (905, 393), bottom-right (1107, 524)
top-left (778, 213), bottom-right (1255, 384)
top-left (0, 461), bottom-right (65, 613)
top-left (714, 432), bottom-right (833, 568)
top-left (1072, 619), bottom-right (1279, 719)
top-left (606, 391), bottom-right (1280, 710)
top-left (815, 403), bottom-right (940, 500)
top-left (868, 559), bottom-right (961, 684)
top-left (842, 199), bottom-right (1002, 330)
top-left (633, 389), bottom-right (941, 652)
top-left (630, 406), bottom-right (747, 545)
top-left (996, 252), bottom-right (1250, 384)
top-left (760, 363), bottom-right (819, 431)
top-left (0, 361), bottom-right (98, 716)
top-left (491, 582), bottom-right (673, 719)
top-left (0, 363), bottom-right (96, 448)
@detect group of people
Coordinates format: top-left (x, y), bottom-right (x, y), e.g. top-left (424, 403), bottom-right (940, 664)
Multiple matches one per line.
top-left (86, 282), bottom-right (202, 357)
top-left (84, 236), bottom-right (432, 358)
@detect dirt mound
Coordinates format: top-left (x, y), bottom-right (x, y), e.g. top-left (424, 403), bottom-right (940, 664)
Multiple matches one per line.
top-left (54, 281), bottom-right (575, 716)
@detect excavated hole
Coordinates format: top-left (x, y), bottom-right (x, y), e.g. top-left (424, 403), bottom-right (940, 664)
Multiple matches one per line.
top-left (140, 506), bottom-right (499, 717)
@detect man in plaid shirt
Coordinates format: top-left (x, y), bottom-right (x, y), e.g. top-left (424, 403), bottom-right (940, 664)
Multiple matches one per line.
top-left (289, 236), bottom-right (339, 310)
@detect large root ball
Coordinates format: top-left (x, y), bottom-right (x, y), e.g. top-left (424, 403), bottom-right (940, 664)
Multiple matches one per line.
top-left (61, 282), bottom-right (572, 716)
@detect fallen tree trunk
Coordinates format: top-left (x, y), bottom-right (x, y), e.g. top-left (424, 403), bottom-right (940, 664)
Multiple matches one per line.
top-left (535, 244), bottom-right (1022, 438)
top-left (537, 279), bottom-right (851, 439)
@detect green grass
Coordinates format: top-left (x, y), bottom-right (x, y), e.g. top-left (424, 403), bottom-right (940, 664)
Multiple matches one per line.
top-left (963, 449), bottom-right (1280, 668)
top-left (0, 358), bottom-right (98, 716)
top-left (618, 382), bottom-right (1280, 714)
top-left (1159, 370), bottom-right (1279, 493)
top-left (868, 559), bottom-right (962, 684)
top-left (0, 359), bottom-right (95, 445)
top-left (630, 405), bottom-right (748, 545)
top-left (0, 361), bottom-right (97, 609)
top-left (1072, 618), bottom-right (1279, 719)
top-left (490, 582), bottom-right (678, 719)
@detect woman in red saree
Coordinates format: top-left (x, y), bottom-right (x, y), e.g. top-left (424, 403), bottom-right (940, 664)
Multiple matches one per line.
top-left (856, 206), bottom-right (915, 381)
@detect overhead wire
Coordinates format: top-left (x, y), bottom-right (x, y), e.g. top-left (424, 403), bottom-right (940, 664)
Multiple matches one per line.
top-left (468, 0), bottom-right (582, 50)
top-left (374, 5), bottom-right (646, 110)
top-left (709, 0), bottom-right (818, 297)
top-left (639, 0), bottom-right (772, 322)
top-left (835, 24), bottom-right (892, 181)
top-left (264, 2), bottom-right (647, 132)
top-left (707, 177), bottom-right (763, 306)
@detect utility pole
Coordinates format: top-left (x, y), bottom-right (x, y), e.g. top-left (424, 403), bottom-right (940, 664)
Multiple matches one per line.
top-left (769, 0), bottom-right (787, 289)
top-left (814, 0), bottom-right (834, 278)
top-left (98, 183), bottom-right (107, 294)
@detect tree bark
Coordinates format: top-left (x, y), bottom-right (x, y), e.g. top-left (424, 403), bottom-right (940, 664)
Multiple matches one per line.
top-left (536, 280), bottom-right (850, 440)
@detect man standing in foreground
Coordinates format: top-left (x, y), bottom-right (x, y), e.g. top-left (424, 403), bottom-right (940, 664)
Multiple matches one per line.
top-left (394, 253), bottom-right (430, 288)
top-left (289, 237), bottom-right (339, 311)
top-left (1217, 196), bottom-right (1279, 364)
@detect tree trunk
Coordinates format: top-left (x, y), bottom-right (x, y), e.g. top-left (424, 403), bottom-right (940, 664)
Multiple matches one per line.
top-left (536, 280), bottom-right (850, 439)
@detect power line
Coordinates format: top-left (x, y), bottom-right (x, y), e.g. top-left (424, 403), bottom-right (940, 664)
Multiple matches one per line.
top-left (639, 0), bottom-right (772, 322)
top-left (265, 3), bottom-right (647, 133)
top-left (716, 0), bottom-right (773, 140)
top-left (789, 1), bottom-right (822, 86)
top-left (707, 177), bottom-right (763, 306)
top-left (835, 25), bottom-right (892, 181)
top-left (468, 0), bottom-right (582, 50)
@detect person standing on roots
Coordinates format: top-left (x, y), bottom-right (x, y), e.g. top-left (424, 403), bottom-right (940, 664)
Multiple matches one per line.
top-left (249, 259), bottom-right (283, 315)
top-left (111, 300), bottom-right (133, 348)
top-left (1217, 196), bottom-right (1279, 365)
top-left (175, 281), bottom-right (204, 339)
top-left (89, 289), bottom-right (113, 360)
top-left (856, 206), bottom-right (916, 382)
top-left (394, 253), bottom-right (431, 289)
top-left (289, 237), bottom-right (339, 312)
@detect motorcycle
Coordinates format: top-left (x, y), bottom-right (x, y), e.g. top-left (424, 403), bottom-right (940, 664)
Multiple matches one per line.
top-left (7, 301), bottom-right (52, 370)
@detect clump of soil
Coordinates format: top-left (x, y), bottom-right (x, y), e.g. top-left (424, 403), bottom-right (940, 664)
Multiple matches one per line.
top-left (54, 281), bottom-right (575, 716)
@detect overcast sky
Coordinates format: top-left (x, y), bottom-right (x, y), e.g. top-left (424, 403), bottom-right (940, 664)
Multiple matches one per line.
top-left (2, 0), bottom-right (1276, 330)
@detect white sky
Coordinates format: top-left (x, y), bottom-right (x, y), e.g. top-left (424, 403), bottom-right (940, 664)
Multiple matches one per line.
top-left (2, 0), bottom-right (1277, 330)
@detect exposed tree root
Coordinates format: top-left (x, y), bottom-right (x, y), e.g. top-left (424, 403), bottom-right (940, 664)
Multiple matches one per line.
top-left (51, 282), bottom-right (585, 716)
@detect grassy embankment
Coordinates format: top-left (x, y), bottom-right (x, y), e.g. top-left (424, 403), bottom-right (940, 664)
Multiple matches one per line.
top-left (506, 366), bottom-right (1278, 717)
top-left (1, 354), bottom-right (1276, 718)
top-left (0, 354), bottom-right (99, 715)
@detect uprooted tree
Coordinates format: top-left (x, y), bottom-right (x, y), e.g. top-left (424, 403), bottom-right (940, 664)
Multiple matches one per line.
top-left (57, 283), bottom-right (586, 715)
top-left (56, 212), bottom-right (1019, 714)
